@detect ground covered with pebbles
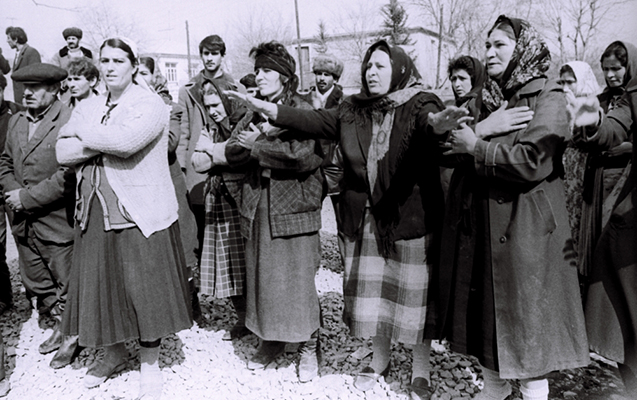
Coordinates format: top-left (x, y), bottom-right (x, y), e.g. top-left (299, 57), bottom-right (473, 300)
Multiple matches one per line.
top-left (0, 202), bottom-right (633, 399)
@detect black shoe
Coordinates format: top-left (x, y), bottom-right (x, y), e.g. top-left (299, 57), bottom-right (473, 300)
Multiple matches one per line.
top-left (50, 335), bottom-right (82, 369)
top-left (247, 341), bottom-right (285, 370)
top-left (407, 377), bottom-right (435, 400)
top-left (222, 323), bottom-right (252, 341)
top-left (39, 328), bottom-right (64, 354)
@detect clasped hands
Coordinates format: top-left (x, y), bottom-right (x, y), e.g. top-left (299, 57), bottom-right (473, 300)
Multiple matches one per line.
top-left (5, 189), bottom-right (24, 212)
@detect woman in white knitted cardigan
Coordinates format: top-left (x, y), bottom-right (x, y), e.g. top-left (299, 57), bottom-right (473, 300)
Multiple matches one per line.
top-left (56, 38), bottom-right (192, 400)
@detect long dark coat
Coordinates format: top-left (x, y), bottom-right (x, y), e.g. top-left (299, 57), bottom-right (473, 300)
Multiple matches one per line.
top-left (585, 77), bottom-right (637, 373)
top-left (432, 78), bottom-right (589, 379)
top-left (0, 100), bottom-right (75, 243)
top-left (11, 44), bottom-right (41, 104)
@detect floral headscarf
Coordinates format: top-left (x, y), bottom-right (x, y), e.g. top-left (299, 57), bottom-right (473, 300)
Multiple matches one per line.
top-left (481, 15), bottom-right (551, 112)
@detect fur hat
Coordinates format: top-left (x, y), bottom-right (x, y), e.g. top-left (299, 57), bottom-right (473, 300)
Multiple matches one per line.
top-left (63, 27), bottom-right (83, 40)
top-left (312, 54), bottom-right (344, 80)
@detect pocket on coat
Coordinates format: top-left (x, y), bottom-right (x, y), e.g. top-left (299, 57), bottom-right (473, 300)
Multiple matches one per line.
top-left (529, 188), bottom-right (557, 234)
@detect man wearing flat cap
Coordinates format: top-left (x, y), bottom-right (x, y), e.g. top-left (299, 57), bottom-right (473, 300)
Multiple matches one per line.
top-left (0, 63), bottom-right (77, 369)
top-left (50, 27), bottom-right (93, 71)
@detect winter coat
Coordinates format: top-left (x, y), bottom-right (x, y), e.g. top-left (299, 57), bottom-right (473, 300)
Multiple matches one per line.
top-left (433, 78), bottom-right (590, 379)
top-left (0, 100), bottom-right (75, 243)
top-left (170, 70), bottom-right (237, 205)
top-left (585, 77), bottom-right (637, 372)
top-left (11, 44), bottom-right (41, 104)
top-left (50, 46), bottom-right (93, 70)
top-left (226, 96), bottom-right (325, 239)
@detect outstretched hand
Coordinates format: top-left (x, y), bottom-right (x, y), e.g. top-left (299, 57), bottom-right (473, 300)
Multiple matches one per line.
top-left (428, 106), bottom-right (472, 134)
top-left (567, 95), bottom-right (602, 128)
top-left (475, 101), bottom-right (534, 138)
top-left (237, 123), bottom-right (261, 150)
top-left (224, 90), bottom-right (278, 120)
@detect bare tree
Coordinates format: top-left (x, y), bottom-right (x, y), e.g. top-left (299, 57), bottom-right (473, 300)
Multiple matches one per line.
top-left (226, 6), bottom-right (294, 79)
top-left (331, 2), bottom-right (380, 65)
top-left (77, 0), bottom-right (148, 53)
top-left (540, 0), bottom-right (630, 65)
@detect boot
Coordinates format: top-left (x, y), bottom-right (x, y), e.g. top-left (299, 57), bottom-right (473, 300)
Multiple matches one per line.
top-left (298, 330), bottom-right (319, 383)
top-left (50, 335), bottom-right (81, 369)
top-left (247, 340), bottom-right (285, 370)
top-left (223, 296), bottom-right (251, 340)
top-left (39, 316), bottom-right (64, 355)
top-left (189, 279), bottom-right (202, 324)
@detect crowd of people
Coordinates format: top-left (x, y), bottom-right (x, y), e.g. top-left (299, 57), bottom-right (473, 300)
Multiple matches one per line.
top-left (0, 13), bottom-right (635, 400)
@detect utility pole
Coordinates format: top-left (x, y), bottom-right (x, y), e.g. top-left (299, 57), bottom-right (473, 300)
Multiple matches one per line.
top-left (186, 20), bottom-right (192, 80)
top-left (294, 0), bottom-right (305, 89)
top-left (435, 4), bottom-right (443, 89)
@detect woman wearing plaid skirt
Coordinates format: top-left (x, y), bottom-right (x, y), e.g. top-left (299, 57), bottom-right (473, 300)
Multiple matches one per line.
top-left (227, 40), bottom-right (454, 399)
top-left (192, 80), bottom-right (250, 341)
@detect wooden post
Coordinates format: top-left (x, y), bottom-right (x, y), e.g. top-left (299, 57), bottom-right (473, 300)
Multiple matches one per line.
top-left (435, 4), bottom-right (443, 89)
top-left (186, 20), bottom-right (192, 80)
top-left (294, 0), bottom-right (305, 89)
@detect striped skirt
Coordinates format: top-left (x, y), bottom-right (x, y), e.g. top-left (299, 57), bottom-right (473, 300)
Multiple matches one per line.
top-left (343, 208), bottom-right (432, 345)
top-left (199, 178), bottom-right (246, 298)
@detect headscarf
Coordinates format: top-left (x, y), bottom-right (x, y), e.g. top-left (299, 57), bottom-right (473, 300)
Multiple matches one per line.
top-left (599, 41), bottom-right (637, 110)
top-left (452, 56), bottom-right (487, 106)
top-left (254, 53), bottom-right (295, 80)
top-left (562, 61), bottom-right (601, 98)
top-left (481, 15), bottom-right (551, 113)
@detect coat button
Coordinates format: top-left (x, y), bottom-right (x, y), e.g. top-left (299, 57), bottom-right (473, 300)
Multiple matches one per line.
top-left (499, 236), bottom-right (507, 243)
top-left (497, 197), bottom-right (504, 204)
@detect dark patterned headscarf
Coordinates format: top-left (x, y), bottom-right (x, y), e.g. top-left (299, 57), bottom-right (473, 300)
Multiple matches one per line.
top-left (452, 56), bottom-right (488, 106)
top-left (481, 15), bottom-right (551, 112)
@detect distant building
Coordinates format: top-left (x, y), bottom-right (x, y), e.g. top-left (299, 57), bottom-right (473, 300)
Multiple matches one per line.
top-left (286, 26), bottom-right (456, 94)
top-left (141, 53), bottom-right (203, 100)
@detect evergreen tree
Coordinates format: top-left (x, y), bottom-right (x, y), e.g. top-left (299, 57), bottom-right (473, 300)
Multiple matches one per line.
top-left (315, 20), bottom-right (329, 54)
top-left (379, 0), bottom-right (414, 47)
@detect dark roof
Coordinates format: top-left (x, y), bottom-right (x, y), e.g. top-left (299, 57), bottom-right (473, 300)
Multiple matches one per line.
top-left (288, 26), bottom-right (455, 46)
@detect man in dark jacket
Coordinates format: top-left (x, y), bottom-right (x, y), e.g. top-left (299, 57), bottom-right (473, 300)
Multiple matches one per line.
top-left (5, 27), bottom-right (41, 104)
top-left (0, 74), bottom-right (22, 316)
top-left (300, 54), bottom-right (344, 110)
top-left (0, 63), bottom-right (77, 369)
top-left (50, 27), bottom-right (93, 71)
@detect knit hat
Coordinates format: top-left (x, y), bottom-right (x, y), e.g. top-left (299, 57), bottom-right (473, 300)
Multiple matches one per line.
top-left (312, 54), bottom-right (344, 80)
top-left (63, 27), bottom-right (83, 40)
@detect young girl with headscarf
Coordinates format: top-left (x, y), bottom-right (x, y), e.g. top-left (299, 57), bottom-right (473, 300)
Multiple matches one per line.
top-left (429, 16), bottom-right (589, 400)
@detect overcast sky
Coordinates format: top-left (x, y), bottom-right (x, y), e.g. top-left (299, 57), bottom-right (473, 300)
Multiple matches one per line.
top-left (3, 0), bottom-right (637, 64)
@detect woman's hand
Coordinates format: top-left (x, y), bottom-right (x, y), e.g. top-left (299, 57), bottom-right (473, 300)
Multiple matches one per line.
top-left (568, 96), bottom-right (602, 128)
top-left (195, 129), bottom-right (215, 154)
top-left (605, 141), bottom-right (633, 156)
top-left (428, 106), bottom-right (472, 134)
top-left (224, 90), bottom-right (278, 120)
top-left (237, 123), bottom-right (262, 150)
top-left (475, 101), bottom-right (534, 138)
top-left (442, 124), bottom-right (478, 156)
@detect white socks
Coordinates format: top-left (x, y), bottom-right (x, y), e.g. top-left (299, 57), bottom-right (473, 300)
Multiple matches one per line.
top-left (139, 346), bottom-right (162, 400)
top-left (411, 340), bottom-right (432, 385)
top-left (520, 378), bottom-right (549, 400)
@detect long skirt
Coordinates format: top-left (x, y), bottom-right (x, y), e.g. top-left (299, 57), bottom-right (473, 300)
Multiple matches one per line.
top-left (61, 201), bottom-right (193, 348)
top-left (342, 208), bottom-right (432, 345)
top-left (244, 186), bottom-right (321, 343)
top-left (199, 178), bottom-right (246, 298)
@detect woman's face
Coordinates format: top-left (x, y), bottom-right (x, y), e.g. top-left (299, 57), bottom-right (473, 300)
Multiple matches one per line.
top-left (450, 68), bottom-right (472, 98)
top-left (559, 71), bottom-right (577, 94)
top-left (255, 67), bottom-right (285, 101)
top-left (99, 46), bottom-right (135, 93)
top-left (138, 64), bottom-right (154, 86)
top-left (203, 93), bottom-right (227, 123)
top-left (66, 75), bottom-right (96, 99)
top-left (365, 49), bottom-right (392, 96)
top-left (602, 55), bottom-right (626, 88)
top-left (485, 29), bottom-right (516, 80)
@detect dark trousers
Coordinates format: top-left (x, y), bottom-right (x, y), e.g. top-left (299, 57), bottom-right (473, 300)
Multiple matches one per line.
top-left (0, 204), bottom-right (10, 305)
top-left (16, 227), bottom-right (73, 314)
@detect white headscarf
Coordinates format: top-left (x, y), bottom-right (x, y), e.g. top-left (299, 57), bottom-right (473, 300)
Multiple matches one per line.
top-left (563, 61), bottom-right (601, 98)
top-left (104, 36), bottom-right (152, 93)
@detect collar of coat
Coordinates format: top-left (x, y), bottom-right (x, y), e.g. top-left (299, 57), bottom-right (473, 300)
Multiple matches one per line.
top-left (59, 46), bottom-right (92, 58)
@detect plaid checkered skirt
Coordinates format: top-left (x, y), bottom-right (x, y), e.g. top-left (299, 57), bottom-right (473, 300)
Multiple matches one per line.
top-left (199, 176), bottom-right (246, 298)
top-left (343, 208), bottom-right (433, 345)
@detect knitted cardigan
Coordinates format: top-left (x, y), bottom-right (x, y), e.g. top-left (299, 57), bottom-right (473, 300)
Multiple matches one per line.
top-left (56, 84), bottom-right (177, 238)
